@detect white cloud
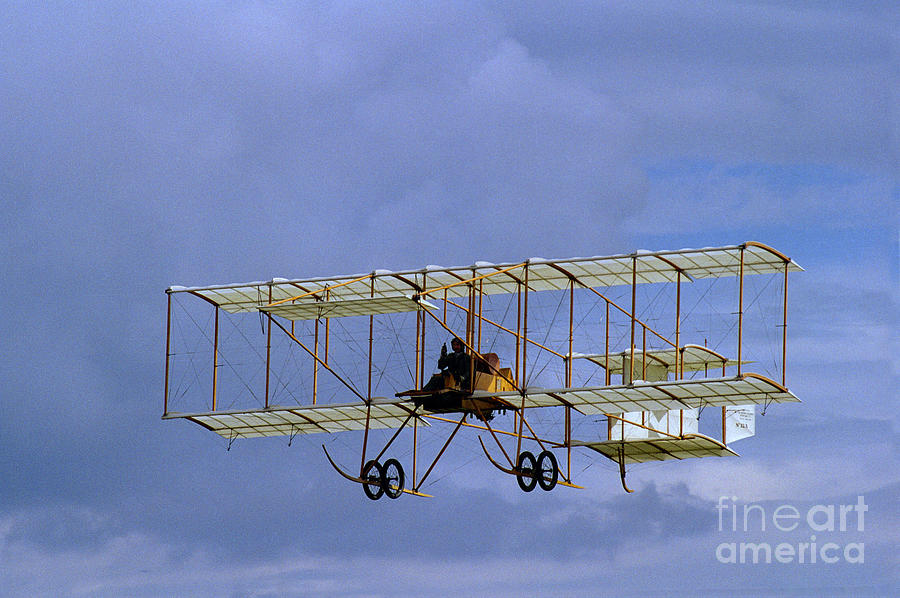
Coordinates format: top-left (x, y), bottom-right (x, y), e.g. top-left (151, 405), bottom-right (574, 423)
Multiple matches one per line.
top-left (4, 491), bottom-right (894, 598)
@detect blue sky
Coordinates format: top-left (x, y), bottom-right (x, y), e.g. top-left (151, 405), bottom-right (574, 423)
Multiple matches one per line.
top-left (1, 1), bottom-right (897, 596)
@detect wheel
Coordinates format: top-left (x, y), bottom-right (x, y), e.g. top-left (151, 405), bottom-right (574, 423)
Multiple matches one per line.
top-left (537, 450), bottom-right (558, 491)
top-left (382, 458), bottom-right (405, 499)
top-left (516, 451), bottom-right (537, 492)
top-left (362, 460), bottom-right (384, 500)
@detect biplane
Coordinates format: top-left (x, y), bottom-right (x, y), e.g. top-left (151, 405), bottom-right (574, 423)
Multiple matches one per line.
top-left (163, 242), bottom-right (802, 498)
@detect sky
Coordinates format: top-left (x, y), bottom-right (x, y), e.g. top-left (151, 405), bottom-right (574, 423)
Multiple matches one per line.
top-left (1, 1), bottom-right (897, 596)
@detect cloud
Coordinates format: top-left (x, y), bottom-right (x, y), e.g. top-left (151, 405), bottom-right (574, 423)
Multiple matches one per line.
top-left (3, 480), bottom-right (896, 597)
top-left (627, 163), bottom-right (895, 235)
top-left (624, 414), bottom-right (899, 502)
top-left (503, 1), bottom-right (896, 171)
top-left (0, 482), bottom-right (708, 596)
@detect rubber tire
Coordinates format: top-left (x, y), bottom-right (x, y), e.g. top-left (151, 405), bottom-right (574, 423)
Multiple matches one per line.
top-left (362, 460), bottom-right (384, 500)
top-left (516, 451), bottom-right (538, 492)
top-left (382, 458), bottom-right (405, 499)
top-left (537, 450), bottom-right (558, 491)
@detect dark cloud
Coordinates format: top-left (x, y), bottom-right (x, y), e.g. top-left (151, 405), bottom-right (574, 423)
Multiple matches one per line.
top-left (497, 2), bottom-right (895, 171)
top-left (4, 464), bottom-right (711, 562)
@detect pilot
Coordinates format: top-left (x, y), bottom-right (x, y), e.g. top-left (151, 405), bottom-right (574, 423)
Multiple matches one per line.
top-left (422, 337), bottom-right (472, 392)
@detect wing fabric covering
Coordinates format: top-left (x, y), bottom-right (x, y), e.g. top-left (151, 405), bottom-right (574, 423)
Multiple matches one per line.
top-left (472, 374), bottom-right (799, 414)
top-left (574, 434), bottom-right (738, 464)
top-left (168, 244), bottom-right (802, 315)
top-left (163, 398), bottom-right (426, 439)
top-left (570, 345), bottom-right (745, 374)
top-left (259, 295), bottom-right (437, 321)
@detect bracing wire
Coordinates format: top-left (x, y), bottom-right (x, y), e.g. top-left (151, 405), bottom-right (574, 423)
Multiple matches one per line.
top-left (711, 273), bottom-right (776, 354)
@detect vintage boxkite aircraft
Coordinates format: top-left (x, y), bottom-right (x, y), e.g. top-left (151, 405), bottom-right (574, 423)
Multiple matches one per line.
top-left (163, 242), bottom-right (802, 498)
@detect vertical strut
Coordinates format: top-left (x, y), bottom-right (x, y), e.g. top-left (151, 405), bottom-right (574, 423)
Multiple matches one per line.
top-left (415, 311), bottom-right (421, 389)
top-left (164, 290), bottom-right (172, 415)
top-left (567, 279), bottom-right (574, 386)
top-left (468, 279), bottom-right (475, 389)
top-left (722, 406), bottom-right (727, 445)
top-left (412, 417), bottom-right (419, 488)
top-left (264, 284), bottom-right (272, 408)
top-left (782, 260), bottom-right (789, 386)
top-left (360, 275), bottom-right (375, 475)
top-left (313, 318), bottom-right (319, 405)
top-left (567, 279), bottom-right (574, 480)
top-left (420, 275), bottom-right (427, 389)
top-left (522, 264), bottom-right (529, 388)
top-left (212, 305), bottom-right (219, 411)
top-left (737, 246), bottom-right (745, 376)
top-left (516, 264), bottom-right (530, 460)
top-left (675, 271), bottom-right (681, 380)
top-left (323, 287), bottom-right (330, 367)
top-left (368, 276), bottom-right (374, 399)
top-left (515, 283), bottom-right (521, 385)
top-left (641, 325), bottom-right (647, 380)
top-left (474, 278), bottom-right (484, 391)
top-left (324, 302), bottom-right (330, 365)
top-left (630, 256), bottom-right (637, 384)
top-left (420, 305), bottom-right (427, 388)
top-left (605, 301), bottom-right (610, 385)
top-left (605, 300), bottom-right (611, 440)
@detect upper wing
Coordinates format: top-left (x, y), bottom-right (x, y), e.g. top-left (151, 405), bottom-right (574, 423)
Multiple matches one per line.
top-left (167, 242), bottom-right (802, 315)
top-left (570, 344), bottom-right (747, 374)
top-left (260, 295), bottom-right (437, 321)
top-left (162, 397), bottom-right (427, 439)
top-left (471, 373), bottom-right (800, 414)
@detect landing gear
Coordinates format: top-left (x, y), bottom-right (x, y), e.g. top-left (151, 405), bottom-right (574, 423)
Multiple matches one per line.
top-left (514, 450), bottom-right (558, 492)
top-left (516, 451), bottom-right (538, 492)
top-left (537, 450), bottom-right (558, 491)
top-left (361, 458), bottom-right (405, 500)
top-left (382, 458), bottom-right (405, 499)
top-left (362, 460), bottom-right (385, 500)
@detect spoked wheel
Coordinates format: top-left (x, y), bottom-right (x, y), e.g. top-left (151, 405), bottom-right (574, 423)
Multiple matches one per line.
top-left (537, 450), bottom-right (558, 491)
top-left (516, 451), bottom-right (538, 492)
top-left (382, 458), bottom-right (405, 499)
top-left (362, 460), bottom-right (385, 500)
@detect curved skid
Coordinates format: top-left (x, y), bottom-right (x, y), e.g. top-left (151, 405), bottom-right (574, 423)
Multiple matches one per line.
top-left (322, 444), bottom-right (366, 484)
top-left (617, 446), bottom-right (634, 493)
top-left (322, 445), bottom-right (431, 498)
top-left (401, 488), bottom-right (433, 498)
top-left (478, 436), bottom-right (516, 475)
top-left (478, 436), bottom-right (583, 489)
top-left (556, 479), bottom-right (585, 489)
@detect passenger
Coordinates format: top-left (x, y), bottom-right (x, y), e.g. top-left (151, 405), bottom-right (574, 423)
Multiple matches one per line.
top-left (422, 337), bottom-right (472, 392)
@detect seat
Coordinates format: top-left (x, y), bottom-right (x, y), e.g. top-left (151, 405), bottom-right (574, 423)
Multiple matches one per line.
top-left (473, 353), bottom-right (501, 391)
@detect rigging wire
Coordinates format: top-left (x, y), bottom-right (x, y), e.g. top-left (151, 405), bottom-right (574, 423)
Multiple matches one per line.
top-left (169, 297), bottom-right (212, 406)
top-left (711, 273), bottom-right (776, 354)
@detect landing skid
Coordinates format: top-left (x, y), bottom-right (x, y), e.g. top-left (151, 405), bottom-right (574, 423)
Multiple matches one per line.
top-left (478, 436), bottom-right (583, 490)
top-left (321, 445), bottom-right (432, 498)
top-left (616, 445), bottom-right (634, 493)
